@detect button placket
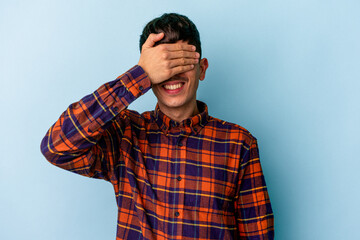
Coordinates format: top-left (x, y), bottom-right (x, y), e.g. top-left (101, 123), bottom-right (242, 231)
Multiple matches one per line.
top-left (177, 130), bottom-right (184, 147)
top-left (175, 129), bottom-right (186, 235)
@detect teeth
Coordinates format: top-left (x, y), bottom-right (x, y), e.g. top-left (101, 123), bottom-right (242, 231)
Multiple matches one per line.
top-left (164, 83), bottom-right (182, 90)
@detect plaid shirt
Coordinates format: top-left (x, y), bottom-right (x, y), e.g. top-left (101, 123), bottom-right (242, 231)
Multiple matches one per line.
top-left (41, 65), bottom-right (274, 240)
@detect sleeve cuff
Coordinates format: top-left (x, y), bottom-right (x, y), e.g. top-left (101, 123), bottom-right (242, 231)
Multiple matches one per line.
top-left (117, 65), bottom-right (151, 98)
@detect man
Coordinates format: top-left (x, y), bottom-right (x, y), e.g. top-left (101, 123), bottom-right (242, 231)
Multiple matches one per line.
top-left (41, 13), bottom-right (274, 239)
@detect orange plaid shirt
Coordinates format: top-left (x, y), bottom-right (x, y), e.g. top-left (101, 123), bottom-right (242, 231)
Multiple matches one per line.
top-left (41, 65), bottom-right (274, 239)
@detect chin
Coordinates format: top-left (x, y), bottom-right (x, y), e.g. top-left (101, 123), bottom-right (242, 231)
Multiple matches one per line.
top-left (160, 98), bottom-right (187, 108)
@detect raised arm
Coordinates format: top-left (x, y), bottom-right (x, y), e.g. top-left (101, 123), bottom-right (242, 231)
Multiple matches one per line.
top-left (40, 33), bottom-right (199, 183)
top-left (40, 66), bottom-right (151, 183)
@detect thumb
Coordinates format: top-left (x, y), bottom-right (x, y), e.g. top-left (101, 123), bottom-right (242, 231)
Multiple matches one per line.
top-left (143, 32), bottom-right (164, 48)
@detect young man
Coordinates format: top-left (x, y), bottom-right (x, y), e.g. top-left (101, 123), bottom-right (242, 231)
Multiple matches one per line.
top-left (41, 13), bottom-right (274, 239)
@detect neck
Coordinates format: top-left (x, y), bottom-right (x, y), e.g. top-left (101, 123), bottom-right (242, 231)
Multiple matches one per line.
top-left (158, 100), bottom-right (199, 123)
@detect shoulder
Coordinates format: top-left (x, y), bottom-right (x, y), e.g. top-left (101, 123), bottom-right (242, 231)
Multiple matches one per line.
top-left (206, 116), bottom-right (256, 143)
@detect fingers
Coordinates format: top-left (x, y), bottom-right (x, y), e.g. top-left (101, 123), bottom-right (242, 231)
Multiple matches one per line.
top-left (159, 43), bottom-right (199, 61)
top-left (163, 43), bottom-right (196, 52)
top-left (165, 50), bottom-right (200, 60)
top-left (160, 44), bottom-right (199, 76)
top-left (143, 32), bottom-right (164, 48)
top-left (170, 65), bottom-right (195, 76)
top-left (168, 57), bottom-right (199, 68)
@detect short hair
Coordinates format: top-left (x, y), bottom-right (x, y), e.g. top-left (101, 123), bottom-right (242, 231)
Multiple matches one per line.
top-left (139, 13), bottom-right (202, 56)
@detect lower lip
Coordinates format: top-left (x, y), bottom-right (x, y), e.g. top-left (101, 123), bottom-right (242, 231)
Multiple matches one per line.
top-left (162, 83), bottom-right (185, 95)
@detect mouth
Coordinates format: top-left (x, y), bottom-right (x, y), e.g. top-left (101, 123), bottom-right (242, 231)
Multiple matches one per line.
top-left (161, 80), bottom-right (186, 95)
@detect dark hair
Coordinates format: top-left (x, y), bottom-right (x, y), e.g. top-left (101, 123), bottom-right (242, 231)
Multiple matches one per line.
top-left (139, 13), bottom-right (201, 56)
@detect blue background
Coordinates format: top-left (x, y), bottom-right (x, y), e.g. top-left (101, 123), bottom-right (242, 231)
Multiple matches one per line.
top-left (1, 0), bottom-right (359, 239)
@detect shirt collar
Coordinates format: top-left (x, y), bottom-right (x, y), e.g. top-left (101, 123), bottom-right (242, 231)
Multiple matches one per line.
top-left (153, 101), bottom-right (209, 135)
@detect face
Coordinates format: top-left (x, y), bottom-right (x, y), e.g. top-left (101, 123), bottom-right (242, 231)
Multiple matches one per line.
top-left (151, 47), bottom-right (208, 114)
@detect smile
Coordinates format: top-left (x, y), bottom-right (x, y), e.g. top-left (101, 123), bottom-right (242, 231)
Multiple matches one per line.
top-left (163, 83), bottom-right (183, 90)
top-left (161, 81), bottom-right (185, 95)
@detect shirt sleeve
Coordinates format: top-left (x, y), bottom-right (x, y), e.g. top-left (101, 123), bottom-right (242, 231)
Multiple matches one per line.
top-left (40, 65), bottom-right (151, 184)
top-left (235, 137), bottom-right (275, 239)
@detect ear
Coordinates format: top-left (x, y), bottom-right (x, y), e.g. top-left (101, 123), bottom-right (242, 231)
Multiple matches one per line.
top-left (199, 58), bottom-right (209, 81)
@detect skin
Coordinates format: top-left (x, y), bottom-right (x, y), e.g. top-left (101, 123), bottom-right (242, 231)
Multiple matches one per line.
top-left (138, 32), bottom-right (209, 122)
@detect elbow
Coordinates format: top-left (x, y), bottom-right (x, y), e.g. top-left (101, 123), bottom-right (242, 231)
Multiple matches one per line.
top-left (40, 134), bottom-right (56, 164)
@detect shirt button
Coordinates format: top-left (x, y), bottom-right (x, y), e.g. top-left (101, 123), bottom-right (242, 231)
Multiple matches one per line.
top-left (139, 86), bottom-right (144, 91)
top-left (177, 176), bottom-right (182, 181)
top-left (175, 212), bottom-right (180, 217)
top-left (178, 142), bottom-right (183, 147)
top-left (113, 107), bottom-right (119, 112)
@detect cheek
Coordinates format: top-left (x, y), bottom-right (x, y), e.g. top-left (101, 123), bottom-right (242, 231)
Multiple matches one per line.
top-left (151, 85), bottom-right (161, 96)
top-left (181, 66), bottom-right (198, 77)
top-left (184, 71), bottom-right (199, 81)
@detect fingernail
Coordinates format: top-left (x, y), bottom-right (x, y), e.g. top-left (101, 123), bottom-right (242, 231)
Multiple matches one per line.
top-left (192, 46), bottom-right (196, 51)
